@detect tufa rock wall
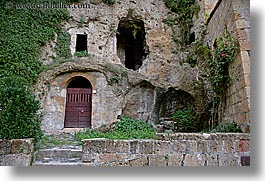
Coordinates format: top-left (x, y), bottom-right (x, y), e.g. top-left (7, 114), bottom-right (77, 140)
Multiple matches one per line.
top-left (36, 0), bottom-right (209, 133)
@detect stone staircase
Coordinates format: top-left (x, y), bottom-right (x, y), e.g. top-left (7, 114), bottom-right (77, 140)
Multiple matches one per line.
top-left (32, 133), bottom-right (84, 166)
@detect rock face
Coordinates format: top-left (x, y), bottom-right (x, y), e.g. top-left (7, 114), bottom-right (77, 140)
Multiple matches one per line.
top-left (35, 0), bottom-right (211, 133)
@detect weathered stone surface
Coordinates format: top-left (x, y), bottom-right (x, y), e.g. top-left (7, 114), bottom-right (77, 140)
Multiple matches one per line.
top-left (81, 133), bottom-right (250, 166)
top-left (148, 155), bottom-right (167, 166)
top-left (172, 140), bottom-right (190, 154)
top-left (219, 154), bottom-right (240, 166)
top-left (0, 139), bottom-right (34, 166)
top-left (0, 154), bottom-right (33, 166)
top-left (0, 140), bottom-right (11, 155)
top-left (105, 140), bottom-right (129, 154)
top-left (138, 140), bottom-right (154, 154)
top-left (129, 155), bottom-right (149, 166)
top-left (11, 139), bottom-right (34, 154)
top-left (153, 141), bottom-right (171, 155)
top-left (168, 154), bottom-right (183, 166)
top-left (183, 154), bottom-right (207, 166)
top-left (82, 138), bottom-right (106, 153)
top-left (36, 0), bottom-right (211, 133)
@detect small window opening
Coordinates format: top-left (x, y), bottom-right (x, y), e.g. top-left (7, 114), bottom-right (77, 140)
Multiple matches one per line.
top-left (189, 32), bottom-right (196, 44)
top-left (76, 34), bottom-right (87, 52)
top-left (117, 19), bottom-right (148, 70)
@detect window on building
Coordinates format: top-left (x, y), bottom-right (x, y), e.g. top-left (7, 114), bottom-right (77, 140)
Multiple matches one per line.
top-left (76, 34), bottom-right (87, 52)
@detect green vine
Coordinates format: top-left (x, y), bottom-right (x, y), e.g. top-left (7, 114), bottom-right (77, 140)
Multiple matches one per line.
top-left (55, 32), bottom-right (72, 59)
top-left (164, 0), bottom-right (200, 45)
top-left (207, 30), bottom-right (239, 124)
top-left (103, 0), bottom-right (115, 5)
top-left (0, 0), bottom-right (70, 85)
top-left (208, 30), bottom-right (239, 98)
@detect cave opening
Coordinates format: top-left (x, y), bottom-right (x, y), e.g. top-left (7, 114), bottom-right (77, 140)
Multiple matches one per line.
top-left (116, 19), bottom-right (148, 70)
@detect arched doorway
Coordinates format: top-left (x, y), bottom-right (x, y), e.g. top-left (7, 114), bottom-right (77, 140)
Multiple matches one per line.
top-left (64, 76), bottom-right (92, 128)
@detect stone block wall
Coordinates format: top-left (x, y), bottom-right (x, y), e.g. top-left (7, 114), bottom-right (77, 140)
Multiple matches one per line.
top-left (39, 67), bottom-right (123, 133)
top-left (82, 133), bottom-right (250, 166)
top-left (0, 138), bottom-right (34, 166)
top-left (205, 0), bottom-right (250, 131)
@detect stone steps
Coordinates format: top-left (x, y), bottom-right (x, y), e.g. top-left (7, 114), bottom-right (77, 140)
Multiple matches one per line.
top-left (33, 147), bottom-right (83, 166)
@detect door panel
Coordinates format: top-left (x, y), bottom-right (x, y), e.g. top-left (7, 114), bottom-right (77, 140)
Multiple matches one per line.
top-left (65, 88), bottom-right (92, 128)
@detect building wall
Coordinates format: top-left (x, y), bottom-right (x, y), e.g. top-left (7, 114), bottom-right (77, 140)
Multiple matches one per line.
top-left (82, 133), bottom-right (250, 166)
top-left (0, 139), bottom-right (34, 166)
top-left (41, 71), bottom-right (123, 133)
top-left (204, 0), bottom-right (250, 131)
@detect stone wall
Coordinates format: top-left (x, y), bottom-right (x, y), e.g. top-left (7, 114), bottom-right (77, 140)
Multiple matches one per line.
top-left (82, 133), bottom-right (250, 166)
top-left (0, 139), bottom-right (34, 166)
top-left (204, 0), bottom-right (250, 131)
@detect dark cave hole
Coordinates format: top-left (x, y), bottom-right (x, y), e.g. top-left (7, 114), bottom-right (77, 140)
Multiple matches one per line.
top-left (116, 19), bottom-right (148, 70)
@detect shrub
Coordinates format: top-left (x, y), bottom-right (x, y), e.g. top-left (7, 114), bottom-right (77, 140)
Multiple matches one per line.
top-left (0, 76), bottom-right (43, 141)
top-left (172, 108), bottom-right (196, 132)
top-left (75, 116), bottom-right (156, 141)
top-left (211, 122), bottom-right (242, 133)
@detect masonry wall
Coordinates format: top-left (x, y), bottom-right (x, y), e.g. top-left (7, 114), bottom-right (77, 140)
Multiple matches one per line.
top-left (205, 0), bottom-right (250, 131)
top-left (0, 139), bottom-right (34, 166)
top-left (41, 70), bottom-right (123, 133)
top-left (82, 133), bottom-right (250, 166)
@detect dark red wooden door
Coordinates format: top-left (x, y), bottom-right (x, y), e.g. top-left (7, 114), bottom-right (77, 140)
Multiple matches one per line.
top-left (65, 88), bottom-right (92, 128)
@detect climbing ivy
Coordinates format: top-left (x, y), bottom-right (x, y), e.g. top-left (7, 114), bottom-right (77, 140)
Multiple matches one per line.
top-left (164, 0), bottom-right (200, 45)
top-left (55, 32), bottom-right (72, 59)
top-left (208, 30), bottom-right (239, 99)
top-left (0, 0), bottom-right (70, 85)
top-left (207, 30), bottom-right (239, 124)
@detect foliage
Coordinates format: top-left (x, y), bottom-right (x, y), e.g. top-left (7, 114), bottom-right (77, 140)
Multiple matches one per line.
top-left (0, 0), bottom-right (72, 141)
top-left (172, 108), bottom-right (196, 132)
top-left (207, 30), bottom-right (239, 126)
top-left (186, 40), bottom-right (212, 67)
top-left (164, 0), bottom-right (200, 45)
top-left (74, 50), bottom-right (90, 57)
top-left (109, 76), bottom-right (120, 85)
top-left (103, 0), bottom-right (116, 5)
top-left (55, 32), bottom-right (72, 59)
top-left (208, 30), bottom-right (239, 97)
top-left (115, 116), bottom-right (155, 133)
top-left (211, 122), bottom-right (242, 133)
top-left (0, 76), bottom-right (43, 141)
top-left (0, 0), bottom-right (69, 85)
top-left (74, 116), bottom-right (156, 141)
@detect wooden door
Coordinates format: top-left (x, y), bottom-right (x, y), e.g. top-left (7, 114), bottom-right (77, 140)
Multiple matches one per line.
top-left (65, 88), bottom-right (92, 128)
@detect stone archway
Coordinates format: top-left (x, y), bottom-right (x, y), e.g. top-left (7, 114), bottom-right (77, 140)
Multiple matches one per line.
top-left (64, 76), bottom-right (92, 128)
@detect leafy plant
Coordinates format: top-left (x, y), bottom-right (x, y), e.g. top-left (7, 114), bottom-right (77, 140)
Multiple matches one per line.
top-left (74, 116), bottom-right (156, 141)
top-left (211, 122), bottom-right (242, 133)
top-left (103, 0), bottom-right (116, 5)
top-left (207, 30), bottom-right (239, 124)
top-left (74, 50), bottom-right (90, 57)
top-left (208, 30), bottom-right (239, 97)
top-left (0, 76), bottom-right (43, 141)
top-left (55, 32), bottom-right (72, 59)
top-left (164, 0), bottom-right (200, 45)
top-left (0, 0), bottom-right (69, 85)
top-left (172, 108), bottom-right (195, 132)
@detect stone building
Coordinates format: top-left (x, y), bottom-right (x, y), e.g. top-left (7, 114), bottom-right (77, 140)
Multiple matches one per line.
top-left (34, 0), bottom-right (250, 134)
